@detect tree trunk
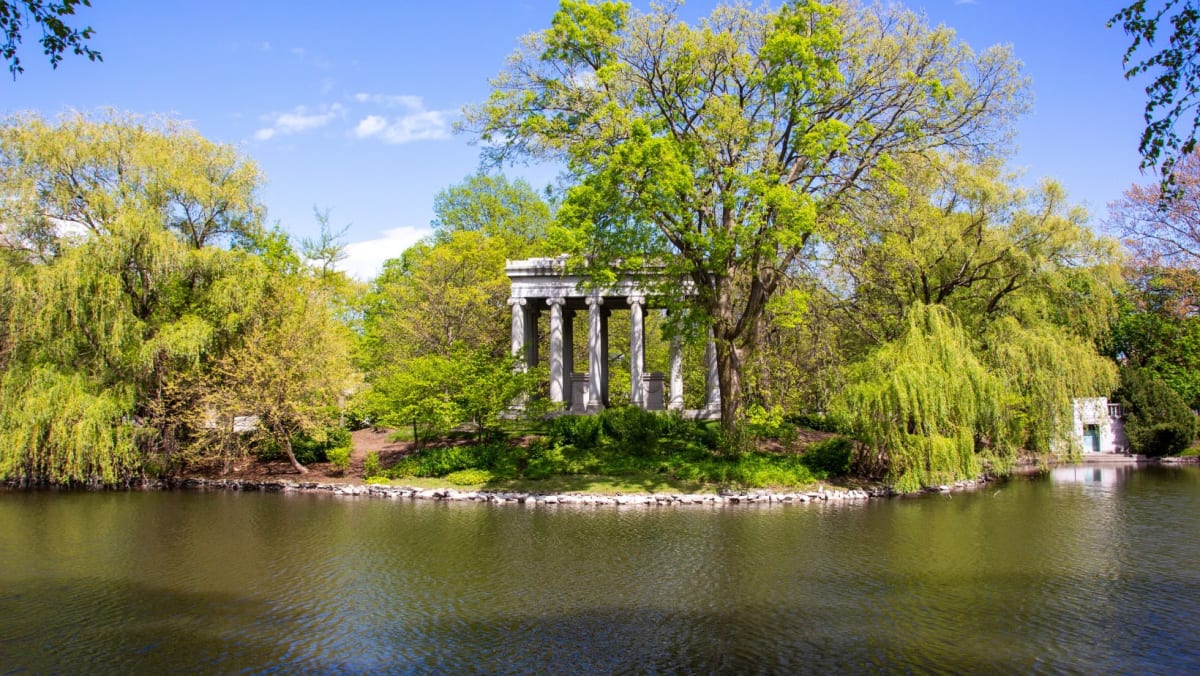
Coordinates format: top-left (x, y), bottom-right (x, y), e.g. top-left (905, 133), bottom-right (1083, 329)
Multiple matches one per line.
top-left (276, 422), bottom-right (308, 475)
top-left (706, 271), bottom-right (747, 437)
top-left (715, 337), bottom-right (743, 435)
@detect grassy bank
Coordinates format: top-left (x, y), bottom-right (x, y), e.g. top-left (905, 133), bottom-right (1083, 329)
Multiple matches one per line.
top-left (365, 408), bottom-right (854, 492)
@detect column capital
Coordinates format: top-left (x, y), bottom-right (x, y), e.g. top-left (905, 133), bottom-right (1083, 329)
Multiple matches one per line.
top-left (585, 295), bottom-right (604, 308)
top-left (507, 297), bottom-right (527, 307)
top-left (546, 296), bottom-right (567, 308)
top-left (627, 294), bottom-right (645, 308)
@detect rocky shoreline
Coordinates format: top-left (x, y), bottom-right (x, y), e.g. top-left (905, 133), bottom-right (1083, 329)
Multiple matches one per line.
top-left (167, 476), bottom-right (993, 506)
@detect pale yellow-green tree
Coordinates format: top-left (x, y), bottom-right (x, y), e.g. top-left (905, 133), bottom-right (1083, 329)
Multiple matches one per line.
top-left (821, 155), bottom-right (1121, 484)
top-left (0, 112), bottom-right (356, 484)
top-left (203, 269), bottom-right (356, 475)
top-left (466, 0), bottom-right (1029, 432)
top-left (824, 153), bottom-right (1122, 347)
top-left (831, 304), bottom-right (1011, 492)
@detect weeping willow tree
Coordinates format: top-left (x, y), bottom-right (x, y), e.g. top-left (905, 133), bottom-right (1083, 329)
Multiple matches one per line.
top-left (0, 112), bottom-right (275, 485)
top-left (0, 368), bottom-right (139, 485)
top-left (831, 304), bottom-right (1012, 493)
top-left (984, 315), bottom-right (1119, 458)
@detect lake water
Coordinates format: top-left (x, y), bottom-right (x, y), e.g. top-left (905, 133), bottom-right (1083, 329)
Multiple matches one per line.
top-left (1, 465), bottom-right (1198, 673)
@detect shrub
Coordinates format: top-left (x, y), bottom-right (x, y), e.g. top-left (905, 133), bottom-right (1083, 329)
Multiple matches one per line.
top-left (326, 445), bottom-right (351, 473)
top-left (1117, 367), bottom-right (1198, 457)
top-left (445, 468), bottom-right (494, 485)
top-left (363, 451), bottom-right (382, 479)
top-left (729, 453), bottom-right (816, 488)
top-left (599, 406), bottom-right (661, 456)
top-left (546, 414), bottom-right (604, 448)
top-left (800, 437), bottom-right (853, 477)
top-left (287, 426), bottom-right (353, 465)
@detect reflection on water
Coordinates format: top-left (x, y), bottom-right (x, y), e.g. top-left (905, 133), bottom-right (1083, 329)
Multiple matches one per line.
top-left (1, 466), bottom-right (1198, 673)
top-left (1049, 463), bottom-right (1137, 488)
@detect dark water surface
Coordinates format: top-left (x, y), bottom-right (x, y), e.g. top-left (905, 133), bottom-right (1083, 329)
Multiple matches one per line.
top-left (2, 465), bottom-right (1198, 673)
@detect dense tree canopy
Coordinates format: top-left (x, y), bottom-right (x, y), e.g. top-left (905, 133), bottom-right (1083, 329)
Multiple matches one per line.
top-left (820, 155), bottom-right (1121, 487)
top-left (0, 113), bottom-right (353, 484)
top-left (357, 173), bottom-right (556, 441)
top-left (467, 0), bottom-right (1028, 431)
top-left (431, 171), bottom-right (554, 251)
top-left (827, 153), bottom-right (1120, 346)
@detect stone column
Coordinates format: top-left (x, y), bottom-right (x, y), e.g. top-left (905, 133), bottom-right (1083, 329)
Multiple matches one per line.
top-left (704, 331), bottom-right (721, 414)
top-left (524, 305), bottom-right (538, 369)
top-left (600, 307), bottom-right (610, 406)
top-left (628, 295), bottom-right (645, 407)
top-left (561, 309), bottom-right (576, 384)
top-left (586, 295), bottom-right (604, 411)
top-left (508, 297), bottom-right (526, 368)
top-left (547, 297), bottom-right (566, 404)
top-left (668, 334), bottom-right (684, 410)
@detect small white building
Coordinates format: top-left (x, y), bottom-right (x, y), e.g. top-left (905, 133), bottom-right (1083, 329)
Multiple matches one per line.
top-left (1071, 397), bottom-right (1128, 455)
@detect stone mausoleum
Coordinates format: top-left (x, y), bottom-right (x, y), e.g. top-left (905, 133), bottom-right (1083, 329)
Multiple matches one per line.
top-left (506, 257), bottom-right (720, 417)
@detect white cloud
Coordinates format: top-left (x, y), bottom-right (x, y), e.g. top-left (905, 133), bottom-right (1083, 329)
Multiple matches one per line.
top-left (337, 226), bottom-right (433, 281)
top-left (254, 103), bottom-right (344, 141)
top-left (353, 115), bottom-right (388, 138)
top-left (353, 93), bottom-right (424, 109)
top-left (349, 93), bottom-right (454, 144)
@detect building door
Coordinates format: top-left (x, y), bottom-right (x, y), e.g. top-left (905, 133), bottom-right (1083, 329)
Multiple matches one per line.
top-left (1083, 424), bottom-right (1101, 453)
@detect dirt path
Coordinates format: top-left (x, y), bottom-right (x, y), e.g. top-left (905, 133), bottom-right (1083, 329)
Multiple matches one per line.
top-left (349, 428), bottom-right (413, 476)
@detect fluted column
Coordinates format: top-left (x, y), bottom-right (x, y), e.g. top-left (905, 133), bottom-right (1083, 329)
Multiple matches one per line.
top-left (668, 334), bottom-right (684, 410)
top-left (563, 309), bottom-right (575, 408)
top-left (600, 308), bottom-right (610, 406)
top-left (508, 297), bottom-right (526, 368)
top-left (705, 331), bottom-right (721, 413)
top-left (628, 295), bottom-right (645, 407)
top-left (586, 295), bottom-right (604, 411)
top-left (547, 297), bottom-right (566, 403)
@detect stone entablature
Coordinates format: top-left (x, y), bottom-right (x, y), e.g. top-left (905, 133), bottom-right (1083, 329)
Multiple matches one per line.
top-left (506, 257), bottom-right (719, 416)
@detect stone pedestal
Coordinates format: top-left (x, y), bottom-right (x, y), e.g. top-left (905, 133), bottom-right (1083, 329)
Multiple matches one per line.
top-left (643, 373), bottom-right (665, 411)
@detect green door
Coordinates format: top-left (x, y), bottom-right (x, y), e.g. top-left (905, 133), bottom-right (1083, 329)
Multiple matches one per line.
top-left (1084, 424), bottom-right (1101, 453)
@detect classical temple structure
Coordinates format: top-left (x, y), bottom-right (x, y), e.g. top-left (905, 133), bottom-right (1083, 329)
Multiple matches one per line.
top-left (506, 257), bottom-right (720, 417)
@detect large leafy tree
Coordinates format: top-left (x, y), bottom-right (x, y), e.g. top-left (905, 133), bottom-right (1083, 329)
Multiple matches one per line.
top-left (1110, 0), bottom-right (1200, 187)
top-left (822, 155), bottom-right (1120, 488)
top-left (827, 153), bottom-right (1121, 346)
top-left (431, 171), bottom-right (554, 252)
top-left (1110, 266), bottom-right (1200, 407)
top-left (0, 113), bottom-right (354, 484)
top-left (467, 0), bottom-right (1028, 431)
top-left (358, 173), bottom-right (554, 437)
top-left (204, 267), bottom-right (355, 475)
top-left (0, 113), bottom-right (267, 483)
top-left (1, 0), bottom-right (100, 77)
top-left (1107, 149), bottom-right (1200, 406)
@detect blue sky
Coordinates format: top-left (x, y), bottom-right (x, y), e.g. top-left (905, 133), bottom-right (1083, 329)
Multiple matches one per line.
top-left (4, 1), bottom-right (1150, 279)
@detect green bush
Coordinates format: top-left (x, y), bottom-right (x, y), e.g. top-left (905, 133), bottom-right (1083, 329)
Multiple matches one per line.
top-left (729, 453), bottom-right (816, 488)
top-left (599, 406), bottom-right (661, 456)
top-left (546, 414), bottom-right (604, 448)
top-left (326, 445), bottom-right (351, 473)
top-left (1117, 367), bottom-right (1198, 457)
top-left (445, 468), bottom-right (494, 485)
top-left (363, 451), bottom-right (382, 478)
top-left (286, 426), bottom-right (352, 465)
top-left (800, 437), bottom-right (853, 477)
